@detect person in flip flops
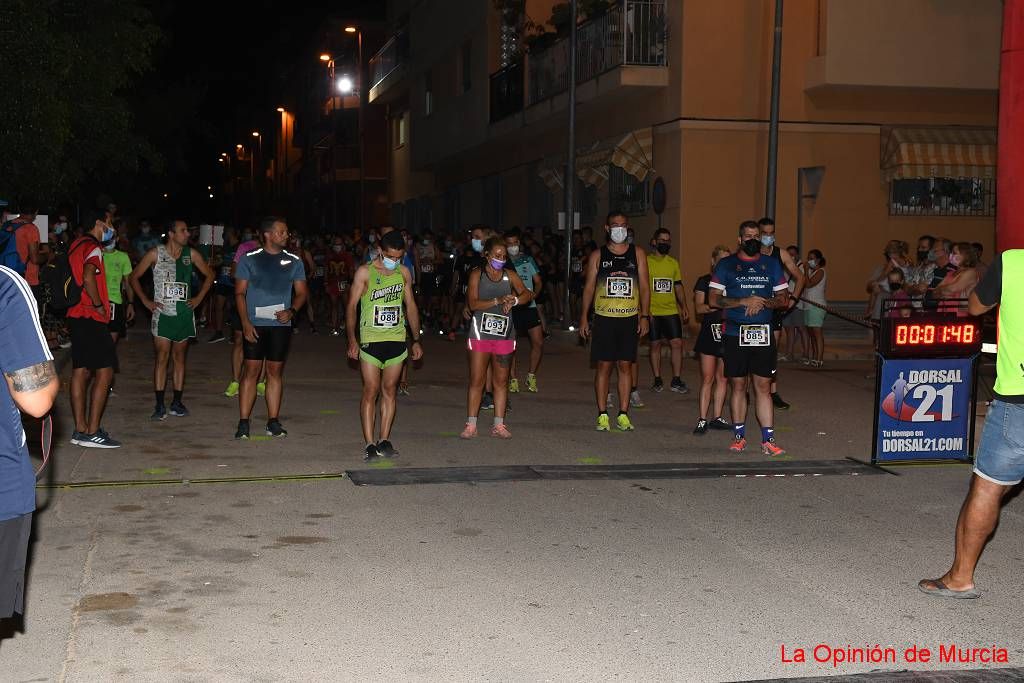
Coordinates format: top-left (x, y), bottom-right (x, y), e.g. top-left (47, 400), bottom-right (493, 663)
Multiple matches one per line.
top-left (919, 249), bottom-right (1024, 599)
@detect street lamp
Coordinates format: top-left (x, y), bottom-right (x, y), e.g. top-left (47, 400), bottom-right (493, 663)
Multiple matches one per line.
top-left (319, 53), bottom-right (331, 62)
top-left (337, 75), bottom-right (354, 94)
top-left (344, 25), bottom-right (365, 229)
top-left (276, 107), bottom-right (285, 113)
top-left (344, 26), bottom-right (357, 34)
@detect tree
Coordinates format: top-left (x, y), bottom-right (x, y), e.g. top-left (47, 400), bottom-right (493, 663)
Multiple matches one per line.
top-left (0, 0), bottom-right (160, 204)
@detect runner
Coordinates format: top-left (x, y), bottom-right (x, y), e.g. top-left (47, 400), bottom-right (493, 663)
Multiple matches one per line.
top-left (459, 236), bottom-right (533, 439)
top-left (646, 228), bottom-right (690, 394)
top-left (578, 211), bottom-right (650, 432)
top-left (326, 235), bottom-right (355, 335)
top-left (709, 221), bottom-right (790, 455)
top-left (129, 219), bottom-right (215, 420)
top-left (346, 230), bottom-right (424, 460)
top-left (223, 230), bottom-right (266, 399)
top-left (415, 230), bottom-right (441, 327)
top-left (233, 217), bottom-right (308, 439)
top-left (692, 245), bottom-right (734, 434)
top-left (758, 217), bottom-right (804, 410)
top-left (101, 229), bottom-right (134, 395)
top-left (504, 228), bottom-right (544, 393)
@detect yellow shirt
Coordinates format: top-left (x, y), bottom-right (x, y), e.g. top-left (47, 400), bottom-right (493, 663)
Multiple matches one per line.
top-left (647, 253), bottom-right (682, 317)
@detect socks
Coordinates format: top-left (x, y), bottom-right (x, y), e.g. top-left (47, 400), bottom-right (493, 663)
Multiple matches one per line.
top-left (155, 391), bottom-right (164, 408)
top-left (598, 411), bottom-right (608, 417)
top-left (173, 390), bottom-right (183, 404)
top-left (762, 426), bottom-right (774, 443)
top-left (493, 416), bottom-right (504, 427)
top-left (467, 416), bottom-right (478, 426)
top-left (734, 423), bottom-right (746, 440)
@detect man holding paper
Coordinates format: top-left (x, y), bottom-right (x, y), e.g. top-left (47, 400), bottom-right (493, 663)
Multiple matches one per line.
top-left (233, 217), bottom-right (308, 440)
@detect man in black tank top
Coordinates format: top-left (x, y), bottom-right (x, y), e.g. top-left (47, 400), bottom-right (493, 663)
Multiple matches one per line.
top-left (758, 218), bottom-right (804, 410)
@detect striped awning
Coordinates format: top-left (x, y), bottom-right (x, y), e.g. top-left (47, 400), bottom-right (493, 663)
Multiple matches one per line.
top-left (536, 127), bottom-right (657, 191)
top-left (611, 128), bottom-right (655, 182)
top-left (538, 165), bottom-right (564, 190)
top-left (881, 126), bottom-right (997, 181)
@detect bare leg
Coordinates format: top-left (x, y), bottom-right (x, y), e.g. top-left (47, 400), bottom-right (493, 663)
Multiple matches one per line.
top-left (729, 377), bottom-right (748, 432)
top-left (264, 360), bottom-right (285, 419)
top-left (466, 352), bottom-right (489, 418)
top-left (87, 367), bottom-right (113, 433)
top-left (239, 359), bottom-right (262, 419)
top-left (492, 354), bottom-right (512, 419)
top-left (232, 330), bottom-right (243, 381)
top-left (378, 363), bottom-right (404, 440)
top-left (713, 359), bottom-right (729, 419)
top-left (359, 362), bottom-right (381, 444)
top-left (930, 475), bottom-right (1011, 591)
top-left (171, 341), bottom-right (188, 391)
top-left (153, 337), bottom-right (171, 393)
top-left (594, 361), bottom-right (613, 412)
top-left (698, 353), bottom-right (716, 419)
top-left (812, 328), bottom-right (824, 363)
top-left (649, 340), bottom-right (663, 381)
top-left (71, 368), bottom-right (92, 432)
top-left (752, 375), bottom-right (774, 436)
top-left (617, 360), bottom-right (633, 413)
top-left (669, 338), bottom-right (684, 378)
top-left (527, 325), bottom-right (544, 374)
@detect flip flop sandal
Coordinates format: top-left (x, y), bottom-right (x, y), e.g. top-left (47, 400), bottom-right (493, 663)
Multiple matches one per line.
top-left (917, 578), bottom-right (981, 600)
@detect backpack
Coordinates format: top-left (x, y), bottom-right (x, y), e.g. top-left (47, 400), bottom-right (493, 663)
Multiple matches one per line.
top-left (0, 220), bottom-right (28, 276)
top-left (42, 236), bottom-right (99, 311)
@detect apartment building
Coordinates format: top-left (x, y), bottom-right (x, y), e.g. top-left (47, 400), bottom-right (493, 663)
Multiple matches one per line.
top-left (369, 0), bottom-right (1000, 299)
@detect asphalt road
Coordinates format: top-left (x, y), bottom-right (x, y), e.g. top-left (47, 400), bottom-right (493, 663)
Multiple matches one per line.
top-left (2, 327), bottom-right (1021, 682)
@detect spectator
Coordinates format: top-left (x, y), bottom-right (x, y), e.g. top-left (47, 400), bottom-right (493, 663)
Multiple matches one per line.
top-left (8, 207), bottom-right (42, 301)
top-left (884, 268), bottom-right (912, 319)
top-left (131, 220), bottom-right (160, 261)
top-left (934, 242), bottom-right (981, 314)
top-left (866, 240), bottom-right (912, 323)
top-left (779, 244), bottom-right (806, 362)
top-left (0, 267), bottom-right (58, 625)
top-left (802, 249), bottom-right (828, 368)
top-left (972, 241), bottom-right (988, 279)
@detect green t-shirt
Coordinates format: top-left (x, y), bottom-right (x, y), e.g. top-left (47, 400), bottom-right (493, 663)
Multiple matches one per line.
top-left (359, 266), bottom-right (406, 343)
top-left (102, 249), bottom-right (132, 305)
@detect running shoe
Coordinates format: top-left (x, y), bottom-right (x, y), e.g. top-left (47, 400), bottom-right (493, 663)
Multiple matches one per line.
top-left (398, 382), bottom-right (410, 397)
top-left (508, 378), bottom-right (520, 394)
top-left (762, 440), bottom-right (787, 457)
top-left (70, 430), bottom-right (86, 446)
top-left (207, 331), bottom-right (226, 344)
top-left (459, 423), bottom-right (478, 439)
top-left (629, 390), bottom-right (644, 408)
top-left (491, 424), bottom-right (512, 439)
top-left (778, 353), bottom-right (790, 362)
top-left (729, 437), bottom-right (747, 452)
top-left (363, 443), bottom-right (382, 461)
top-left (234, 420), bottom-right (250, 440)
top-left (652, 377), bottom-right (664, 393)
top-left (596, 414), bottom-right (611, 432)
top-left (266, 419), bottom-right (288, 438)
top-left (526, 373), bottom-right (538, 393)
top-left (709, 417), bottom-right (733, 431)
top-left (616, 414), bottom-right (635, 431)
top-left (377, 440), bottom-right (399, 458)
top-left (771, 393), bottom-right (790, 410)
top-left (670, 378), bottom-right (689, 394)
top-left (480, 392), bottom-right (494, 410)
top-left (224, 380), bottom-right (240, 398)
top-left (693, 418), bottom-right (708, 435)
top-left (79, 430), bottom-right (122, 449)
top-left (168, 401), bottom-right (189, 418)
top-left (151, 405), bottom-right (168, 421)
top-left (256, 381), bottom-right (266, 397)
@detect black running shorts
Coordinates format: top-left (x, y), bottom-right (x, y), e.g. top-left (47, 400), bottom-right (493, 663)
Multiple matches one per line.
top-left (243, 326), bottom-right (292, 362)
top-left (69, 316), bottom-right (117, 370)
top-left (723, 334), bottom-right (777, 379)
top-left (648, 313), bottom-right (683, 342)
top-left (590, 315), bottom-right (639, 363)
top-left (511, 306), bottom-right (542, 336)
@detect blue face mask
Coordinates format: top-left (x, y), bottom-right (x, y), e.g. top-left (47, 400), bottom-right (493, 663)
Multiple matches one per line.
top-left (760, 234), bottom-right (775, 247)
top-left (471, 238), bottom-right (484, 253)
top-left (382, 256), bottom-right (399, 271)
top-left (101, 227), bottom-right (115, 243)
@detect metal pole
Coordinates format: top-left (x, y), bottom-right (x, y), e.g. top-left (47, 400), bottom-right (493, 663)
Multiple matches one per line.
top-left (764, 0), bottom-right (784, 219)
top-left (358, 30), bottom-right (366, 231)
top-left (563, 0), bottom-right (578, 329)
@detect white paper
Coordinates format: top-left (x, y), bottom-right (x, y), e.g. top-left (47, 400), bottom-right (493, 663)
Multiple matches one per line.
top-left (199, 224), bottom-right (214, 245)
top-left (254, 303), bottom-right (285, 320)
top-left (35, 215), bottom-right (48, 243)
top-left (213, 225), bottom-right (225, 246)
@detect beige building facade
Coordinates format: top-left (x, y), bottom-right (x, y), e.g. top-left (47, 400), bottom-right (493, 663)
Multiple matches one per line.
top-left (370, 0), bottom-right (1001, 301)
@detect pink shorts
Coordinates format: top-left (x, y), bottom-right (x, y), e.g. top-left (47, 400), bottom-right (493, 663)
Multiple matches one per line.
top-left (467, 338), bottom-right (516, 355)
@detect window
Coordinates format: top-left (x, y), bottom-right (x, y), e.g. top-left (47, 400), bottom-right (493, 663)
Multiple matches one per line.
top-left (461, 41), bottom-right (472, 93)
top-left (889, 177), bottom-right (995, 217)
top-left (574, 178), bottom-right (598, 226)
top-left (424, 70), bottom-right (433, 116)
top-left (609, 165), bottom-right (649, 216)
top-left (393, 113), bottom-right (407, 149)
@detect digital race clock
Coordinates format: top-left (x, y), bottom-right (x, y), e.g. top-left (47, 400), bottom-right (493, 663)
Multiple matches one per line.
top-left (879, 317), bottom-right (983, 357)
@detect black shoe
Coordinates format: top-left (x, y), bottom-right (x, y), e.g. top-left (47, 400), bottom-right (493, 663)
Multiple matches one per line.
top-left (363, 443), bottom-right (382, 461)
top-left (771, 393), bottom-right (791, 410)
top-left (266, 419), bottom-right (288, 438)
top-left (207, 331), bottom-right (226, 344)
top-left (652, 377), bottom-right (664, 393)
top-left (377, 440), bottom-right (399, 458)
top-left (480, 392), bottom-right (494, 411)
top-left (670, 378), bottom-right (689, 394)
top-left (708, 417), bottom-right (733, 431)
top-left (693, 418), bottom-right (708, 435)
top-left (168, 401), bottom-right (189, 417)
top-left (234, 420), bottom-right (250, 440)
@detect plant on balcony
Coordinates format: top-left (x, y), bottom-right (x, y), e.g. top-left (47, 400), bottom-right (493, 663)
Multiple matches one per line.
top-left (525, 0), bottom-right (618, 52)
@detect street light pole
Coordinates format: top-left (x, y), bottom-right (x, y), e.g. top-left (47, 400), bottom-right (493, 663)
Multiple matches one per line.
top-left (563, 0), bottom-right (577, 330)
top-left (764, 0), bottom-right (784, 219)
top-left (357, 29), bottom-right (365, 230)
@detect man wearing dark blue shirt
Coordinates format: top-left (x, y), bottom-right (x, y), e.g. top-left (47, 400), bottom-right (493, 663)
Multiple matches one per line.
top-left (0, 266), bottom-right (58, 621)
top-left (710, 221), bottom-right (790, 456)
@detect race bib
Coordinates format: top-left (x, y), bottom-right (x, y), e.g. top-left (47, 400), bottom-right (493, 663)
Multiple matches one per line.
top-left (605, 276), bottom-right (633, 298)
top-left (162, 282), bottom-right (187, 302)
top-left (481, 313), bottom-right (510, 337)
top-left (711, 323), bottom-right (722, 343)
top-left (421, 263), bottom-right (433, 273)
top-left (373, 305), bottom-right (400, 328)
top-left (653, 278), bottom-right (673, 294)
top-left (739, 324), bottom-right (770, 347)
top-left (571, 259), bottom-right (582, 273)
top-left (338, 280), bottom-right (348, 292)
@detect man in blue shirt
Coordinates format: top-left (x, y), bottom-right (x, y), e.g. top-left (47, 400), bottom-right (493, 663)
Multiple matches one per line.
top-left (505, 228), bottom-right (545, 393)
top-left (0, 266), bottom-right (58, 620)
top-left (709, 221), bottom-right (790, 456)
top-left (234, 217), bottom-right (307, 440)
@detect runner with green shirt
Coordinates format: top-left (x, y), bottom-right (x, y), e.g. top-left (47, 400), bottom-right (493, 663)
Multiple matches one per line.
top-left (346, 230), bottom-right (423, 461)
top-left (504, 228), bottom-right (544, 393)
top-left (102, 231), bottom-right (134, 395)
top-left (646, 228), bottom-right (690, 394)
top-left (129, 219), bottom-right (214, 420)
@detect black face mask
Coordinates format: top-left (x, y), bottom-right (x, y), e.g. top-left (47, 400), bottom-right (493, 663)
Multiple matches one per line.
top-left (656, 243), bottom-right (671, 255)
top-left (741, 239), bottom-right (761, 256)
top-left (889, 281), bottom-right (902, 291)
top-left (917, 250), bottom-right (929, 262)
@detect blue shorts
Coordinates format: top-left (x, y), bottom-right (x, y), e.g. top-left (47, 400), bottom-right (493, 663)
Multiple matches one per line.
top-left (974, 400), bottom-right (1024, 486)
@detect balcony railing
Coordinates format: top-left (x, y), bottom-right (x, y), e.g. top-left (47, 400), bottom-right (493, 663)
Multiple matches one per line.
top-left (490, 60), bottom-right (525, 123)
top-left (528, 0), bottom-right (667, 106)
top-left (369, 30), bottom-right (409, 92)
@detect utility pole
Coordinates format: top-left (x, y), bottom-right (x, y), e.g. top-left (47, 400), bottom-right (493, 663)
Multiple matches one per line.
top-left (563, 0), bottom-right (578, 329)
top-left (764, 0), bottom-right (784, 219)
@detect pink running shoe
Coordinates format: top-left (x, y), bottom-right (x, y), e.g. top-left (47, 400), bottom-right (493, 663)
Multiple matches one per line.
top-left (460, 423), bottom-right (478, 439)
top-left (490, 423), bottom-right (512, 439)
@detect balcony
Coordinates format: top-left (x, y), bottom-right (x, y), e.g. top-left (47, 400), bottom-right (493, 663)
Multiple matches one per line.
top-left (527, 0), bottom-right (668, 107)
top-left (490, 61), bottom-right (524, 123)
top-left (368, 30), bottom-right (410, 104)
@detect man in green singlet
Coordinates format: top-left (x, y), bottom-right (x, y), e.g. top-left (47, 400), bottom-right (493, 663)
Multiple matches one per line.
top-left (346, 230), bottom-right (423, 461)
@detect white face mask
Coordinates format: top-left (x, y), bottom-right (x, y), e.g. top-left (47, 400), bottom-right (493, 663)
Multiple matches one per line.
top-left (507, 245), bottom-right (520, 257)
top-left (609, 226), bottom-right (628, 244)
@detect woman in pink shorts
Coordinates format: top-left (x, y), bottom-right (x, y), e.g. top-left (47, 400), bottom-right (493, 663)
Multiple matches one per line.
top-left (460, 237), bottom-right (533, 439)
